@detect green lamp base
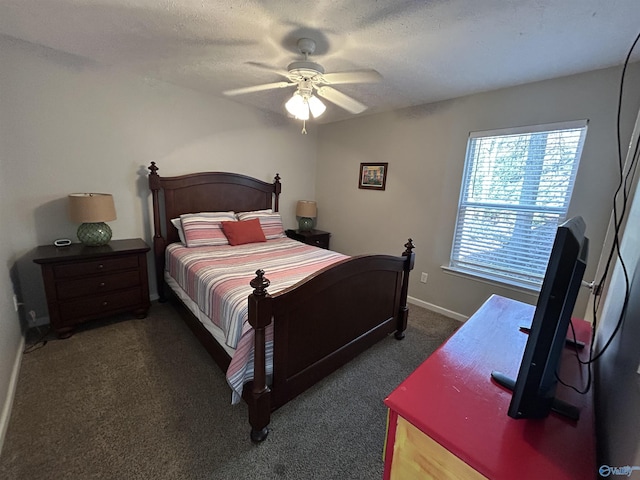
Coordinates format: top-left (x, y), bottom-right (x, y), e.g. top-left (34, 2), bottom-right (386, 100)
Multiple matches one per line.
top-left (77, 222), bottom-right (112, 246)
top-left (298, 217), bottom-right (314, 232)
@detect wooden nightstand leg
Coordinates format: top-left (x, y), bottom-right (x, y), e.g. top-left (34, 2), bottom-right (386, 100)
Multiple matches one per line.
top-left (133, 307), bottom-right (149, 319)
top-left (56, 326), bottom-right (75, 339)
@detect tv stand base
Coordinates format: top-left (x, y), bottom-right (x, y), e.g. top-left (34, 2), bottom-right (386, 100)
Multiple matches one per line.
top-left (490, 371), bottom-right (580, 421)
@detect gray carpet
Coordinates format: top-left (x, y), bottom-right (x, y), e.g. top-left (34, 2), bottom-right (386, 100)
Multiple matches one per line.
top-left (0, 301), bottom-right (460, 480)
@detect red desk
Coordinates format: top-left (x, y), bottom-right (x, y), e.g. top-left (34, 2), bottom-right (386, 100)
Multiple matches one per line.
top-left (384, 295), bottom-right (596, 480)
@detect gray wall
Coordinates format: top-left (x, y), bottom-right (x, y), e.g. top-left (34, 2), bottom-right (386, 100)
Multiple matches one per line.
top-left (0, 71), bottom-right (23, 450)
top-left (315, 63), bottom-right (640, 321)
top-left (0, 35), bottom-right (318, 447)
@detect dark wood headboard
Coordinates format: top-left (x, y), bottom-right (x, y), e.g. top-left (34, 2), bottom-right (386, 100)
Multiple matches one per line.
top-left (147, 161), bottom-right (282, 298)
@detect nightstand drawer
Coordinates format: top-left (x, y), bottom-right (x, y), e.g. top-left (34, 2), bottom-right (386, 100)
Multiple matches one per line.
top-left (285, 229), bottom-right (331, 250)
top-left (309, 237), bottom-right (329, 249)
top-left (56, 270), bottom-right (142, 300)
top-left (58, 287), bottom-right (143, 324)
top-left (53, 255), bottom-right (139, 278)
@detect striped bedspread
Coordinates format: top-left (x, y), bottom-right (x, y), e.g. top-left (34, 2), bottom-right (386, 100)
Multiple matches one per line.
top-left (166, 237), bottom-right (348, 403)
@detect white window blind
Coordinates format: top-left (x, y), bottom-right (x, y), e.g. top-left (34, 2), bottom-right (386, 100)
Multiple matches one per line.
top-left (450, 120), bottom-right (588, 290)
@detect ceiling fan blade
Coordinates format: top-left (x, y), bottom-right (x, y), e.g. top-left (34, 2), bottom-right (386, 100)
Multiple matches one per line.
top-left (321, 70), bottom-right (382, 85)
top-left (223, 81), bottom-right (294, 96)
top-left (316, 86), bottom-right (368, 114)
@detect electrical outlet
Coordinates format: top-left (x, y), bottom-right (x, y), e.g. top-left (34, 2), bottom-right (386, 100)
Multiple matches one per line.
top-left (420, 272), bottom-right (428, 284)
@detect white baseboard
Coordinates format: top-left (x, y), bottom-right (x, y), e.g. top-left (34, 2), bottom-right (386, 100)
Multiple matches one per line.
top-left (407, 296), bottom-right (468, 323)
top-left (0, 335), bottom-right (25, 454)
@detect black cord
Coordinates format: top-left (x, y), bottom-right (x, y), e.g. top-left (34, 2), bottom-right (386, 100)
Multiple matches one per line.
top-left (23, 326), bottom-right (51, 354)
top-left (586, 30), bottom-right (640, 364)
top-left (556, 319), bottom-right (591, 394)
top-left (593, 34), bottom-right (640, 313)
top-left (556, 31), bottom-right (640, 392)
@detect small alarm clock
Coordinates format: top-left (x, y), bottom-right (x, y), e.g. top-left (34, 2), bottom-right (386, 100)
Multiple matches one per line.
top-left (53, 238), bottom-right (72, 247)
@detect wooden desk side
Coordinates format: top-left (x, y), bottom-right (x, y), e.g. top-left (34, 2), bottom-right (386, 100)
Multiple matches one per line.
top-left (384, 294), bottom-right (596, 480)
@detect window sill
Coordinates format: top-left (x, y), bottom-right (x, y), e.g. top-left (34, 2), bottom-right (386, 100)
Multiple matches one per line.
top-left (440, 266), bottom-right (539, 297)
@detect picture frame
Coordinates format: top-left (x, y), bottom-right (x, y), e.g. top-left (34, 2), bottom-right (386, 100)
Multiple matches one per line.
top-left (358, 163), bottom-right (388, 190)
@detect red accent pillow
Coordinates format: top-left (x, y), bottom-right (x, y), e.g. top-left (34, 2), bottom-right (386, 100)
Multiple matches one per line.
top-left (221, 218), bottom-right (267, 246)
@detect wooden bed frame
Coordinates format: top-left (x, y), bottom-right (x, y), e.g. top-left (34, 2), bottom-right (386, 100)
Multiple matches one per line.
top-left (148, 161), bottom-right (415, 442)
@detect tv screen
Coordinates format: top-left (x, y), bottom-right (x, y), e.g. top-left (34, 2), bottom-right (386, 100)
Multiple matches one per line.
top-left (491, 216), bottom-right (589, 421)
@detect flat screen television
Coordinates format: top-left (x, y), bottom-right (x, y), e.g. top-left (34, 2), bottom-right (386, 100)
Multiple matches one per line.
top-left (491, 216), bottom-right (589, 421)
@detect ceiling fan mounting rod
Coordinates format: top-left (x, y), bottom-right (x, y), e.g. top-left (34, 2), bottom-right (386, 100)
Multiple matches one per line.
top-left (288, 39), bottom-right (324, 78)
top-left (297, 38), bottom-right (316, 60)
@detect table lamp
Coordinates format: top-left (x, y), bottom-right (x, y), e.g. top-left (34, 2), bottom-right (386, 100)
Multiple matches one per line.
top-left (296, 200), bottom-right (317, 232)
top-left (68, 193), bottom-right (117, 246)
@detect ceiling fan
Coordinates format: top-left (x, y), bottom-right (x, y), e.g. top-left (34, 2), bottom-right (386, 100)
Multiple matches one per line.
top-left (223, 38), bottom-right (381, 132)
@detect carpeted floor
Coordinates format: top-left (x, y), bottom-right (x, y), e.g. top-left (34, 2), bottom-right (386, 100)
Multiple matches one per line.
top-left (0, 301), bottom-right (460, 480)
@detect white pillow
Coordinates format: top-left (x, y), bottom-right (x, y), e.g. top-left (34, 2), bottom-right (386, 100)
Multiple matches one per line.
top-left (170, 218), bottom-right (186, 245)
top-left (236, 208), bottom-right (272, 217)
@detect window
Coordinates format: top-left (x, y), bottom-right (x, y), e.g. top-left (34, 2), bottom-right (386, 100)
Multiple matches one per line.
top-left (449, 120), bottom-right (588, 290)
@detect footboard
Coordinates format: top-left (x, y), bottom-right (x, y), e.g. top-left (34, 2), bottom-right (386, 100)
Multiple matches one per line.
top-left (245, 240), bottom-right (415, 441)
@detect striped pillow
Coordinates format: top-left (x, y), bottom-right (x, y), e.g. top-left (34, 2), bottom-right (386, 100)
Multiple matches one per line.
top-left (236, 211), bottom-right (285, 239)
top-left (180, 212), bottom-right (236, 247)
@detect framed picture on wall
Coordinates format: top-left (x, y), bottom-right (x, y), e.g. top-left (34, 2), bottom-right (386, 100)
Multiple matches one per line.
top-left (359, 163), bottom-right (388, 190)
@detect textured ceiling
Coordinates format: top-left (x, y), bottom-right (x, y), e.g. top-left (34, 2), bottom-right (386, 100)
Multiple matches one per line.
top-left (2, 0), bottom-right (640, 124)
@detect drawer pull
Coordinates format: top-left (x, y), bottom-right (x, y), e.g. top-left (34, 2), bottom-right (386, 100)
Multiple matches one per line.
top-left (102, 301), bottom-right (108, 306)
top-left (97, 264), bottom-right (104, 270)
top-left (99, 282), bottom-right (106, 287)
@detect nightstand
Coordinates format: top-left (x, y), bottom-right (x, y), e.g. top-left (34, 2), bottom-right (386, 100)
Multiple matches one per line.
top-left (285, 229), bottom-right (331, 249)
top-left (33, 238), bottom-right (151, 338)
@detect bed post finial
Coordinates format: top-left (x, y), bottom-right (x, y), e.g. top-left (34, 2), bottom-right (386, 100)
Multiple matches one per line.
top-left (250, 269), bottom-right (271, 295)
top-left (247, 269), bottom-right (272, 442)
top-left (273, 174), bottom-right (281, 212)
top-left (403, 238), bottom-right (415, 256)
top-left (148, 162), bottom-right (166, 300)
top-left (396, 238), bottom-right (416, 340)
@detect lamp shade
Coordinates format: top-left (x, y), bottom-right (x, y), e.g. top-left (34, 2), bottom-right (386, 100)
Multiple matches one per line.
top-left (68, 193), bottom-right (117, 223)
top-left (296, 200), bottom-right (317, 218)
top-left (285, 92), bottom-right (309, 120)
top-left (308, 95), bottom-right (326, 118)
top-left (296, 200), bottom-right (317, 232)
top-left (68, 193), bottom-right (117, 246)
top-left (285, 93), bottom-right (327, 120)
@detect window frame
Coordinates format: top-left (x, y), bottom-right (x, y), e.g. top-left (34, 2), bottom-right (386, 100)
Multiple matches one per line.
top-left (448, 119), bottom-right (588, 291)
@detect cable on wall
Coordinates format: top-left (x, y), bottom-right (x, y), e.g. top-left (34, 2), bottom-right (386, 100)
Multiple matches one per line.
top-left (558, 30), bottom-right (640, 395)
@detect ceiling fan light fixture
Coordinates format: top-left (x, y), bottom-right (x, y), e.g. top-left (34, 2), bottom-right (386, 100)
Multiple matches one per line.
top-left (285, 92), bottom-right (309, 120)
top-left (224, 37), bottom-right (381, 126)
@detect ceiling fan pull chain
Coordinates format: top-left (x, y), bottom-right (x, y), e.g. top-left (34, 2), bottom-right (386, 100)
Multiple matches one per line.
top-left (301, 120), bottom-right (307, 135)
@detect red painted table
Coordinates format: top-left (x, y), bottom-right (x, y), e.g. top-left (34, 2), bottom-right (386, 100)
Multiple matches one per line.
top-left (383, 294), bottom-right (596, 480)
